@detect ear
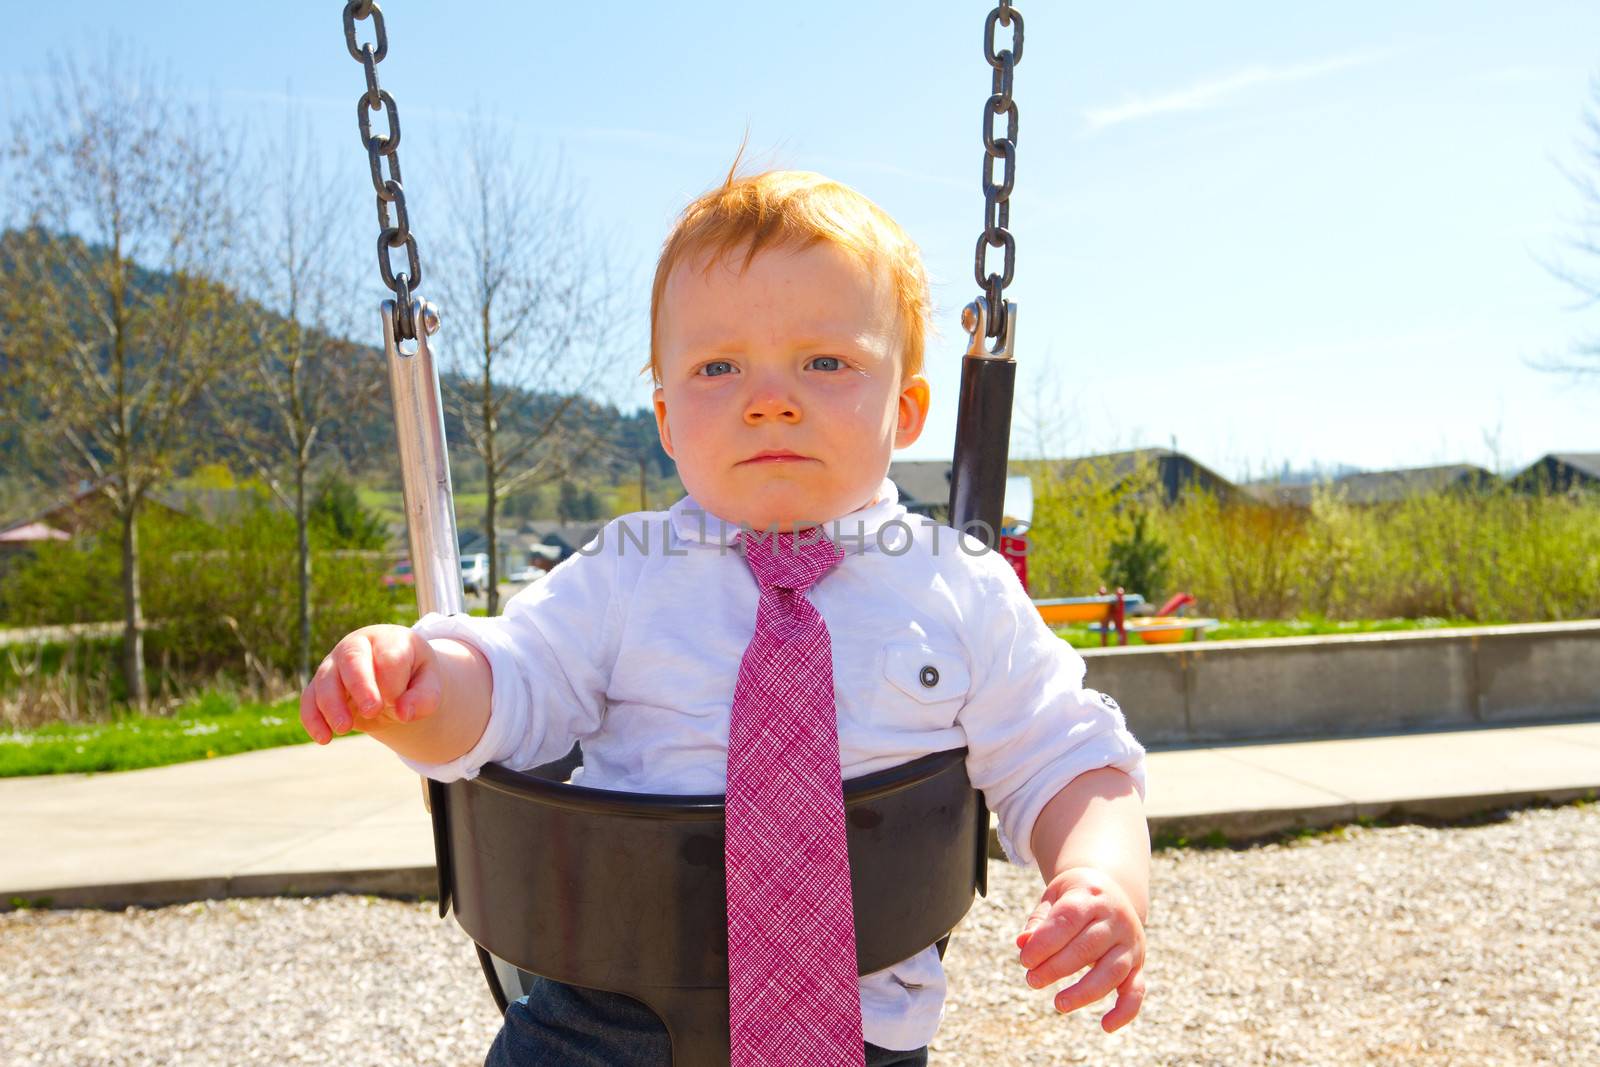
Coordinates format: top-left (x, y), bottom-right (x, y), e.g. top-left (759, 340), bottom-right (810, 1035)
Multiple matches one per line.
top-left (893, 373), bottom-right (931, 449)
top-left (653, 386), bottom-right (676, 459)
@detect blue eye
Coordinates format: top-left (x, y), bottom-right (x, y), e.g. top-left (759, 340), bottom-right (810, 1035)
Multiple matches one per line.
top-left (699, 360), bottom-right (735, 377)
top-left (809, 356), bottom-right (843, 372)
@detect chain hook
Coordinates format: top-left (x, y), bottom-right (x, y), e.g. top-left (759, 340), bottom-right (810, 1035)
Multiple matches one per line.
top-left (962, 296), bottom-right (1016, 361)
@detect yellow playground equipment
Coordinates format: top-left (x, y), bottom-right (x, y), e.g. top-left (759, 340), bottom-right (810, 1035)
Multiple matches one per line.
top-left (1037, 590), bottom-right (1219, 645)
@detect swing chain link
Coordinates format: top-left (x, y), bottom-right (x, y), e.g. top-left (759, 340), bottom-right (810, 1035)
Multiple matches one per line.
top-left (343, 0), bottom-right (423, 340)
top-left (974, 1), bottom-right (1022, 342)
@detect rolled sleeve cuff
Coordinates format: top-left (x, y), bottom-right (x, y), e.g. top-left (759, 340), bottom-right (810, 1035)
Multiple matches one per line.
top-left (396, 611), bottom-right (533, 783)
top-left (994, 731), bottom-right (1147, 869)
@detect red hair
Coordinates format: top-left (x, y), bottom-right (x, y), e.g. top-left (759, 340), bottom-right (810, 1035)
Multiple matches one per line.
top-left (645, 162), bottom-right (930, 386)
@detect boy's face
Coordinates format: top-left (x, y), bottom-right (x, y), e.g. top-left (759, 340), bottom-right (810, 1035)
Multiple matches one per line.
top-left (653, 241), bottom-right (930, 532)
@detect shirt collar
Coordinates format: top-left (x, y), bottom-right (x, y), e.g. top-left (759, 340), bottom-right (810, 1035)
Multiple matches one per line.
top-left (667, 476), bottom-right (913, 554)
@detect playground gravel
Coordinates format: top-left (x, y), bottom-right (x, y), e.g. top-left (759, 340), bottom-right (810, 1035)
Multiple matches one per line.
top-left (2, 802), bottom-right (1596, 1066)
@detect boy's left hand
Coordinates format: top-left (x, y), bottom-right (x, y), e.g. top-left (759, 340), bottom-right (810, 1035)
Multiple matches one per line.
top-left (1015, 865), bottom-right (1146, 1032)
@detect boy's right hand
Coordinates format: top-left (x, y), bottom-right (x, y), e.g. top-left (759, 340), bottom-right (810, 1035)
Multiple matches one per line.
top-left (300, 624), bottom-right (442, 745)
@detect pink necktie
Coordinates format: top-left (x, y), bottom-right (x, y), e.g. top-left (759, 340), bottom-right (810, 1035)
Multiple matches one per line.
top-left (725, 529), bottom-right (864, 1066)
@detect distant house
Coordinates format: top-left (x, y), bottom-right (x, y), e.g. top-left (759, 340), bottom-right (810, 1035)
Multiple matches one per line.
top-left (1509, 453), bottom-right (1600, 494)
top-left (1027, 448), bottom-right (1238, 506)
top-left (0, 482), bottom-right (232, 579)
top-left (887, 460), bottom-right (955, 521)
top-left (0, 521), bottom-right (72, 573)
top-left (0, 521), bottom-right (71, 547)
top-left (0, 482), bottom-right (218, 542)
top-left (1247, 464), bottom-right (1499, 507)
top-left (461, 520), bottom-right (606, 575)
top-left (890, 447), bottom-right (1235, 524)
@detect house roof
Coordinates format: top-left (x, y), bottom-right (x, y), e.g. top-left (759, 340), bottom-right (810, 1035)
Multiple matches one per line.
top-left (1246, 464), bottom-right (1500, 506)
top-left (892, 448), bottom-right (1237, 517)
top-left (1327, 464), bottom-right (1497, 504)
top-left (1040, 447), bottom-right (1236, 489)
top-left (1, 479), bottom-right (276, 538)
top-left (886, 460), bottom-right (953, 509)
top-left (461, 521), bottom-right (607, 560)
top-left (150, 485), bottom-right (288, 524)
top-left (3, 483), bottom-right (159, 537)
top-left (1544, 453), bottom-right (1600, 480)
top-left (1242, 482), bottom-right (1315, 507)
top-left (0, 521), bottom-right (71, 543)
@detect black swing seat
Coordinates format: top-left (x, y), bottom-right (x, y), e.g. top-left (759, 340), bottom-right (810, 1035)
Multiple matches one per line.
top-left (429, 746), bottom-right (989, 1067)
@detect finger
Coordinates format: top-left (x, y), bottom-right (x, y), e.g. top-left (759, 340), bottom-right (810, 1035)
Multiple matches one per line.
top-left (394, 653), bottom-right (441, 724)
top-left (1016, 898), bottom-right (1052, 948)
top-left (1026, 919), bottom-right (1115, 989)
top-left (1018, 895), bottom-right (1097, 970)
top-left (313, 659), bottom-right (356, 735)
top-left (1100, 969), bottom-right (1146, 1033)
top-left (1054, 945), bottom-right (1136, 1016)
top-left (299, 683), bottom-right (332, 745)
top-left (334, 636), bottom-right (384, 719)
top-left (369, 629), bottom-right (415, 710)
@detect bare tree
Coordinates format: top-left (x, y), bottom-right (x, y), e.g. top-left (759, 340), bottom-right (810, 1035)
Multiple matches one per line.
top-left (200, 107), bottom-right (378, 687)
top-left (0, 53), bottom-right (241, 709)
top-left (1539, 74), bottom-right (1600, 379)
top-left (434, 121), bottom-right (623, 615)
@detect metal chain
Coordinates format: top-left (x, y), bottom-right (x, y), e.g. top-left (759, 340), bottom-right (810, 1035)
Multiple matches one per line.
top-left (343, 0), bottom-right (423, 340)
top-left (973, 2), bottom-right (1023, 342)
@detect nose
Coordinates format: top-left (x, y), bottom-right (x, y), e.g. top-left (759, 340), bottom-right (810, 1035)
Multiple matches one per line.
top-left (742, 382), bottom-right (801, 425)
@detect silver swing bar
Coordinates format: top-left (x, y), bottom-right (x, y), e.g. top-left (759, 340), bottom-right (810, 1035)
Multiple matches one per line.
top-left (381, 298), bottom-right (462, 620)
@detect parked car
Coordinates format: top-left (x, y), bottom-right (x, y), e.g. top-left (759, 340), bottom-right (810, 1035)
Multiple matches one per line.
top-left (383, 559), bottom-right (414, 589)
top-left (460, 553), bottom-right (491, 594)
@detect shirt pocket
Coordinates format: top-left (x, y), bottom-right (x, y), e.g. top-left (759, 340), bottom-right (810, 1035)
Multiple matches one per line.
top-left (879, 641), bottom-right (972, 724)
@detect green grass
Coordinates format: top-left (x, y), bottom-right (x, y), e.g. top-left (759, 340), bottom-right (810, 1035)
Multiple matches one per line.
top-left (358, 487), bottom-right (488, 535)
top-left (356, 487), bottom-right (406, 531)
top-left (0, 690), bottom-right (333, 778)
top-left (1054, 613), bottom-right (1492, 649)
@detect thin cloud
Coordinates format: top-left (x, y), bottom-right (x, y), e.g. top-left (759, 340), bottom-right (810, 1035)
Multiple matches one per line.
top-left (1479, 65), bottom-right (1558, 85)
top-left (806, 155), bottom-right (968, 191)
top-left (563, 126), bottom-right (731, 153)
top-left (1083, 48), bottom-right (1389, 132)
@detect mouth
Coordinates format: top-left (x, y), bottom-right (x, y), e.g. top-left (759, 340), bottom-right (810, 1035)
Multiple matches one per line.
top-left (739, 450), bottom-right (812, 464)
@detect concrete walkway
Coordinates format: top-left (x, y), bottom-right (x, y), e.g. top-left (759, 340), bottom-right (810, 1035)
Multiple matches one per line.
top-left (4, 721), bottom-right (1598, 910)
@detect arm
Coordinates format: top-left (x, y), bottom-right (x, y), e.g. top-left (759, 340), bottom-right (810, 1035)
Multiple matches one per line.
top-left (940, 545), bottom-right (1150, 1028)
top-left (1017, 766), bottom-right (1150, 1032)
top-left (1030, 766), bottom-right (1150, 921)
top-left (382, 517), bottom-right (632, 781)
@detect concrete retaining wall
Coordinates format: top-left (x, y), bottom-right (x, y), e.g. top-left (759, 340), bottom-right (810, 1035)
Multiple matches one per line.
top-left (1080, 620), bottom-right (1600, 746)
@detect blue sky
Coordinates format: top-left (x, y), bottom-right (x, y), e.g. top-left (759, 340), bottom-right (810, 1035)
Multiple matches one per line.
top-left (6, 1), bottom-right (1599, 481)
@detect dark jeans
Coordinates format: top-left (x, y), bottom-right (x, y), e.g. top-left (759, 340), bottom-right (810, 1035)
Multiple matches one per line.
top-left (485, 975), bottom-right (929, 1066)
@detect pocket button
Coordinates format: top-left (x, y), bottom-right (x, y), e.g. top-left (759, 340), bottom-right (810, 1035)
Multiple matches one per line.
top-left (882, 642), bottom-right (971, 706)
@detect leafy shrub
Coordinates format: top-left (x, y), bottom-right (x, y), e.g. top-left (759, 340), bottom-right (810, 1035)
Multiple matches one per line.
top-left (0, 484), bottom-right (394, 711)
top-left (311, 472), bottom-right (390, 549)
top-left (1120, 480), bottom-right (1600, 622)
top-left (141, 493), bottom-right (392, 691)
top-left (1023, 453), bottom-right (1162, 597)
top-left (1158, 488), bottom-right (1313, 618)
top-left (1104, 509), bottom-right (1169, 602)
top-left (0, 533), bottom-right (123, 626)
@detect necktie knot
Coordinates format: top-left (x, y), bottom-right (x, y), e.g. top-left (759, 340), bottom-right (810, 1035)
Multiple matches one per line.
top-left (739, 528), bottom-right (845, 594)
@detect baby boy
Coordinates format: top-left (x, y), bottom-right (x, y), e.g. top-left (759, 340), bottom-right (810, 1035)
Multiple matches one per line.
top-left (301, 168), bottom-right (1151, 1066)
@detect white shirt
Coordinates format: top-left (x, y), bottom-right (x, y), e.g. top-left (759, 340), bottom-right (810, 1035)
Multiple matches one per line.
top-left (407, 477), bottom-right (1147, 1051)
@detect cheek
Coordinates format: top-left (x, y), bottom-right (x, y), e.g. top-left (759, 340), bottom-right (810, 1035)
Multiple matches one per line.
top-left (664, 393), bottom-right (720, 455)
top-left (831, 385), bottom-right (898, 437)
